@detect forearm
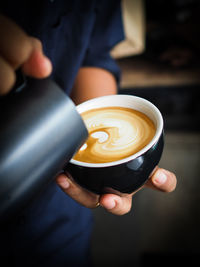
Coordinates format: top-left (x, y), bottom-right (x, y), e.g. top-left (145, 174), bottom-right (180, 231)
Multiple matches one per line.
top-left (70, 67), bottom-right (117, 105)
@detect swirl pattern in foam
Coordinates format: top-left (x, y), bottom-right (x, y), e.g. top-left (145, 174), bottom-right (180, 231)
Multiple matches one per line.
top-left (73, 107), bottom-right (156, 163)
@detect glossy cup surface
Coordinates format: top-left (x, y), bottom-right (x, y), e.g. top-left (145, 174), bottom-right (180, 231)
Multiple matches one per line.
top-left (66, 95), bottom-right (164, 194)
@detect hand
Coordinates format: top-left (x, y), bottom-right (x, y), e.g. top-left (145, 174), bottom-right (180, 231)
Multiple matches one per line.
top-left (0, 15), bottom-right (52, 95)
top-left (56, 167), bottom-right (177, 215)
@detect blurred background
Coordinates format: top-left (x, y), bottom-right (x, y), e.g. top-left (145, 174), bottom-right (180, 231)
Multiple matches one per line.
top-left (91, 0), bottom-right (200, 266)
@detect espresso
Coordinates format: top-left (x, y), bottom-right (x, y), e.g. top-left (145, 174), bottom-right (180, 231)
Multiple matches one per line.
top-left (73, 107), bottom-right (156, 163)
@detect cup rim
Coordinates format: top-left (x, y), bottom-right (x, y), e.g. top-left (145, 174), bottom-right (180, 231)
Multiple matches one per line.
top-left (70, 94), bottom-right (163, 168)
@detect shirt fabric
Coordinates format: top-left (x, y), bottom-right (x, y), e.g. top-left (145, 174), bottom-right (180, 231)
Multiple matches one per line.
top-left (0, 1), bottom-right (124, 266)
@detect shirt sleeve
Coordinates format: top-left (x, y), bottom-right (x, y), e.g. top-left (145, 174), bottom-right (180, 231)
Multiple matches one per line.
top-left (82, 0), bottom-right (125, 84)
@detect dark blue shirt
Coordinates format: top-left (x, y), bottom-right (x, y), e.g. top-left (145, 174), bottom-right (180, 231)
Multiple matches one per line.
top-left (1, 0), bottom-right (124, 93)
top-left (0, 1), bottom-right (124, 266)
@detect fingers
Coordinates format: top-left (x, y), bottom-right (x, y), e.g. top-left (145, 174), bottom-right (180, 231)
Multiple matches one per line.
top-left (0, 15), bottom-right (33, 69)
top-left (56, 173), bottom-right (100, 209)
top-left (0, 56), bottom-right (15, 94)
top-left (22, 38), bottom-right (52, 78)
top-left (99, 167), bottom-right (177, 215)
top-left (56, 167), bottom-right (176, 216)
top-left (0, 15), bottom-right (52, 94)
top-left (99, 193), bottom-right (133, 216)
top-left (145, 167), bottom-right (177, 192)
top-left (56, 173), bottom-right (133, 215)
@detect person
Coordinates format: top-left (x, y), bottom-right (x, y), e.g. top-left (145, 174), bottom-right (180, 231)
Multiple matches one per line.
top-left (0, 1), bottom-right (177, 266)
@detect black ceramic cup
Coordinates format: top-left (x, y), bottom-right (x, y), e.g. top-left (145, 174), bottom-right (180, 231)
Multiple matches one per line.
top-left (66, 95), bottom-right (164, 195)
top-left (0, 78), bottom-right (88, 222)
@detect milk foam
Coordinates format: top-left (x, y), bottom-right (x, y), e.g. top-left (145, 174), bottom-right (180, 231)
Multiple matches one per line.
top-left (73, 107), bottom-right (156, 163)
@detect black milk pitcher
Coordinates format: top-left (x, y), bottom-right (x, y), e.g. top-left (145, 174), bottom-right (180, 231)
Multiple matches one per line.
top-left (0, 77), bottom-right (88, 223)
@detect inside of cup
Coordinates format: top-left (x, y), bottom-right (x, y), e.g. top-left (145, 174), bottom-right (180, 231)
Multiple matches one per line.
top-left (70, 95), bottom-right (163, 168)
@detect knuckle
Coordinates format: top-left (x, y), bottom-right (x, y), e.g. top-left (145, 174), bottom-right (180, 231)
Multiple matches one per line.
top-left (8, 37), bottom-right (32, 68)
top-left (14, 38), bottom-right (32, 65)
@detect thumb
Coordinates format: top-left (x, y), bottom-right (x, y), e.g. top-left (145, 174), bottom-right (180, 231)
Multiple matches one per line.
top-left (145, 167), bottom-right (177, 192)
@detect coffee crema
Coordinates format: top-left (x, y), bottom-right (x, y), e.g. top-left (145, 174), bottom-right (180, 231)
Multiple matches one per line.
top-left (73, 107), bottom-right (156, 163)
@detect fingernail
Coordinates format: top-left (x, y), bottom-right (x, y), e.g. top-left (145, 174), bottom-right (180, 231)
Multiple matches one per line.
top-left (105, 199), bottom-right (116, 210)
top-left (153, 170), bottom-right (167, 185)
top-left (43, 56), bottom-right (52, 75)
top-left (62, 179), bottom-right (70, 189)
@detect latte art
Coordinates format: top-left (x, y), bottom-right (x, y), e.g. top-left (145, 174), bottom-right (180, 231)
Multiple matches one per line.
top-left (73, 107), bottom-right (156, 163)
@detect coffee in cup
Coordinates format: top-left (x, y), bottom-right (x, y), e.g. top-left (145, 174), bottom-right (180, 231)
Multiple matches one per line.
top-left (66, 95), bottom-right (164, 195)
top-left (73, 107), bottom-right (156, 163)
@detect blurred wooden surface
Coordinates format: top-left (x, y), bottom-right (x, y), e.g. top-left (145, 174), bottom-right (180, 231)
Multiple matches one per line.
top-left (117, 57), bottom-right (200, 89)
